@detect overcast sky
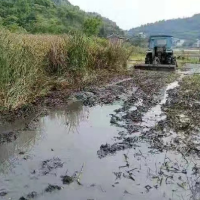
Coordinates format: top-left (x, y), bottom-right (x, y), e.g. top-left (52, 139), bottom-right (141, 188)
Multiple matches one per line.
top-left (69, 0), bottom-right (200, 30)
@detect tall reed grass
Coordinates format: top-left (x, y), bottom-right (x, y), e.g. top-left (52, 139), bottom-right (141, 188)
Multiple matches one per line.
top-left (0, 30), bottom-right (130, 109)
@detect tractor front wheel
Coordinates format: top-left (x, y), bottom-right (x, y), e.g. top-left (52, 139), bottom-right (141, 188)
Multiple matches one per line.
top-left (145, 54), bottom-right (152, 64)
top-left (172, 57), bottom-right (178, 67)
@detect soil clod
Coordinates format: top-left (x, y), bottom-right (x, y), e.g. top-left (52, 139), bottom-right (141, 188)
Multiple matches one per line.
top-left (41, 158), bottom-right (63, 175)
top-left (45, 185), bottom-right (62, 193)
top-left (61, 175), bottom-right (74, 185)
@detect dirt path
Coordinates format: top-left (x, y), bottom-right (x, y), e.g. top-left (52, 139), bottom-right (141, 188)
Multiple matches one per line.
top-left (0, 64), bottom-right (200, 200)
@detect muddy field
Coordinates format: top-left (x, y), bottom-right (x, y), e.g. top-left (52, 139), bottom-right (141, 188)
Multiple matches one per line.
top-left (0, 64), bottom-right (200, 200)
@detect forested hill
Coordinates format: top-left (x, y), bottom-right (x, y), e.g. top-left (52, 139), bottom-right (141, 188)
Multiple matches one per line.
top-left (0, 0), bottom-right (124, 37)
top-left (128, 14), bottom-right (200, 40)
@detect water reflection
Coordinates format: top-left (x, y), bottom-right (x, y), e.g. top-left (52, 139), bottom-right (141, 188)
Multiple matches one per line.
top-left (0, 130), bottom-right (40, 172)
top-left (48, 102), bottom-right (89, 133)
top-left (0, 101), bottom-right (89, 171)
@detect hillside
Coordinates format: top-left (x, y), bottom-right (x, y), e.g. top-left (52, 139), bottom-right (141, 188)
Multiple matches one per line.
top-left (0, 0), bottom-right (123, 37)
top-left (128, 14), bottom-right (200, 41)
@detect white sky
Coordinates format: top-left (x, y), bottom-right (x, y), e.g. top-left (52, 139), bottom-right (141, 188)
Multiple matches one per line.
top-left (69, 0), bottom-right (200, 30)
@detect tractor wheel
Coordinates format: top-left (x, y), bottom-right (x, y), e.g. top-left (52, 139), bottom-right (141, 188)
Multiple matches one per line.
top-left (145, 54), bottom-right (152, 64)
top-left (166, 55), bottom-right (172, 65)
top-left (172, 57), bottom-right (178, 67)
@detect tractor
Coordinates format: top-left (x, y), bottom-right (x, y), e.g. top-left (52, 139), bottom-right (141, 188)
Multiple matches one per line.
top-left (135, 35), bottom-right (177, 70)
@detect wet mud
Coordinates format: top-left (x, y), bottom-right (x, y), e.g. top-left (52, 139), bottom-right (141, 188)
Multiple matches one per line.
top-left (1, 64), bottom-right (200, 200)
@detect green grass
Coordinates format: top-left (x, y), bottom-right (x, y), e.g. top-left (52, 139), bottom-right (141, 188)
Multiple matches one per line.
top-left (175, 50), bottom-right (200, 65)
top-left (181, 74), bottom-right (200, 97)
top-left (129, 54), bottom-right (145, 61)
top-left (129, 47), bottom-right (145, 61)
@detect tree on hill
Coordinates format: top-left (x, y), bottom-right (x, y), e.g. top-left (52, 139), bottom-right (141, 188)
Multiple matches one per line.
top-left (83, 17), bottom-right (102, 36)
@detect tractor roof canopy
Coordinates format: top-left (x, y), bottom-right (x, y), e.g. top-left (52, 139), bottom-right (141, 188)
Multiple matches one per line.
top-left (149, 35), bottom-right (173, 49)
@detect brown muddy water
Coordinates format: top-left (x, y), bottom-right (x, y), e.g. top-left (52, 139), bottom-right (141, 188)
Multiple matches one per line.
top-left (1, 64), bottom-right (200, 200)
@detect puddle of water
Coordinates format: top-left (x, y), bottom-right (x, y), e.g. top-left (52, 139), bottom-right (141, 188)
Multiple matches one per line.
top-left (179, 64), bottom-right (200, 75)
top-left (0, 99), bottom-right (196, 200)
top-left (129, 106), bottom-right (137, 112)
top-left (142, 81), bottom-right (179, 129)
top-left (0, 102), bottom-right (133, 200)
top-left (0, 100), bottom-right (191, 200)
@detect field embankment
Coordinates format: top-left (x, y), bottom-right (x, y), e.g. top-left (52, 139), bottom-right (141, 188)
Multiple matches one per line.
top-left (0, 30), bottom-right (132, 110)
